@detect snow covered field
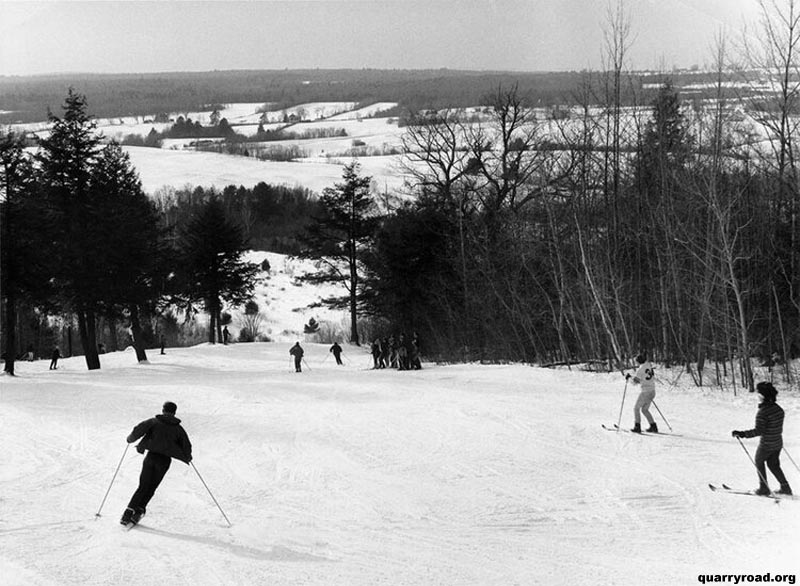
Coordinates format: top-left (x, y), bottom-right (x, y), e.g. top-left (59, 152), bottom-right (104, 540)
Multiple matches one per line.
top-left (1, 343), bottom-right (798, 586)
top-left (122, 146), bottom-right (407, 195)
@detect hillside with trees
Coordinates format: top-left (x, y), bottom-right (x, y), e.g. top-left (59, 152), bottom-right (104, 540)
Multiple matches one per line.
top-left (3, 2), bottom-right (800, 394)
top-left (0, 67), bottom-right (764, 125)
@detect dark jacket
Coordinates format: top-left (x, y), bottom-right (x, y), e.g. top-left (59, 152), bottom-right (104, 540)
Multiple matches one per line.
top-left (127, 413), bottom-right (193, 464)
top-left (289, 344), bottom-right (304, 358)
top-left (740, 402), bottom-right (784, 452)
top-left (330, 343), bottom-right (342, 356)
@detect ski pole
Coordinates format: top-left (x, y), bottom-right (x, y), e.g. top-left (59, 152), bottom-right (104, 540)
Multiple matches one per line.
top-left (302, 358), bottom-right (312, 371)
top-left (651, 400), bottom-right (673, 431)
top-left (736, 436), bottom-right (772, 491)
top-left (95, 443), bottom-right (130, 518)
top-left (191, 462), bottom-right (232, 527)
top-left (783, 447), bottom-right (800, 474)
top-left (616, 378), bottom-right (629, 431)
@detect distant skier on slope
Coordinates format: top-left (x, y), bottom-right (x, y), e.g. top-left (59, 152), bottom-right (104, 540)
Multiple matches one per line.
top-left (626, 354), bottom-right (657, 433)
top-left (49, 346), bottom-right (61, 370)
top-left (732, 382), bottom-right (792, 496)
top-left (120, 401), bottom-right (193, 526)
top-left (290, 342), bottom-right (304, 372)
top-left (371, 339), bottom-right (382, 369)
top-left (330, 341), bottom-right (343, 365)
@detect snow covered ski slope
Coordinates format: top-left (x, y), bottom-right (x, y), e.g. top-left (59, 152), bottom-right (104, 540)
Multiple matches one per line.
top-left (1, 343), bottom-right (798, 585)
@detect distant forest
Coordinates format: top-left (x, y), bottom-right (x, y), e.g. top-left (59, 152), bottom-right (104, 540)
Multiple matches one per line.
top-left (0, 68), bottom-right (751, 125)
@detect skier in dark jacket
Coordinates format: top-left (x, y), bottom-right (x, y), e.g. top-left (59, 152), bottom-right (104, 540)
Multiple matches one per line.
top-left (49, 346), bottom-right (61, 370)
top-left (121, 401), bottom-right (193, 525)
top-left (379, 337), bottom-right (390, 369)
top-left (410, 333), bottom-right (422, 370)
top-left (732, 382), bottom-right (792, 496)
top-left (330, 342), bottom-right (343, 365)
top-left (371, 339), bottom-right (382, 369)
top-left (290, 342), bottom-right (304, 372)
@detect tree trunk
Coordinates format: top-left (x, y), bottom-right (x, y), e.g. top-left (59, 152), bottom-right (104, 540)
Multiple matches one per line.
top-left (78, 308), bottom-right (101, 370)
top-left (3, 292), bottom-right (17, 375)
top-left (349, 253), bottom-right (360, 346)
top-left (216, 308), bottom-right (223, 346)
top-left (107, 315), bottom-right (119, 353)
top-left (208, 302), bottom-right (217, 344)
top-left (129, 305), bottom-right (148, 363)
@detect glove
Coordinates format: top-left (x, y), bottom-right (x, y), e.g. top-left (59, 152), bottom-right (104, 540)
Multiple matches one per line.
top-left (625, 373), bottom-right (631, 380)
top-left (136, 443), bottom-right (146, 454)
top-left (731, 430), bottom-right (743, 438)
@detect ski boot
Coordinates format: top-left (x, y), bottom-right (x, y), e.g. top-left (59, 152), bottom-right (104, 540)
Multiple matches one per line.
top-left (646, 422), bottom-right (659, 433)
top-left (131, 507), bottom-right (146, 525)
top-left (754, 485), bottom-right (771, 496)
top-left (120, 507), bottom-right (135, 526)
top-left (777, 484), bottom-right (793, 496)
top-left (630, 423), bottom-right (642, 433)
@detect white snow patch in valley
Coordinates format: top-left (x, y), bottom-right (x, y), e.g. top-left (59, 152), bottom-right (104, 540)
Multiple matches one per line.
top-left (326, 102), bottom-right (398, 120)
top-left (1, 339), bottom-right (798, 584)
top-left (123, 146), bottom-right (408, 195)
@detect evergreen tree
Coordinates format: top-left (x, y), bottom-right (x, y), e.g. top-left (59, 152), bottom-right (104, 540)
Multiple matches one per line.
top-left (1, 131), bottom-right (44, 374)
top-left (177, 197), bottom-right (259, 343)
top-left (89, 142), bottom-right (170, 362)
top-left (299, 162), bottom-right (379, 345)
top-left (36, 89), bottom-right (104, 370)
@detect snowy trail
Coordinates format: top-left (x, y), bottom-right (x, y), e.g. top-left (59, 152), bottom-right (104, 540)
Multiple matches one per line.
top-left (1, 343), bottom-right (798, 585)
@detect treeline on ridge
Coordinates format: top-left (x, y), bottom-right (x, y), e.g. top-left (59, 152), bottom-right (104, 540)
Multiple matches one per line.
top-left (0, 68), bottom-right (752, 125)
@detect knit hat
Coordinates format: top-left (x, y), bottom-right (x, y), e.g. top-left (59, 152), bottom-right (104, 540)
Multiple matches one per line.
top-left (636, 354), bottom-right (647, 364)
top-left (162, 401), bottom-right (177, 414)
top-left (756, 382), bottom-right (777, 402)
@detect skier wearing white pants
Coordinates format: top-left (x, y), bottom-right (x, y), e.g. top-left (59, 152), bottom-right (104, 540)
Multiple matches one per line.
top-left (627, 354), bottom-right (657, 433)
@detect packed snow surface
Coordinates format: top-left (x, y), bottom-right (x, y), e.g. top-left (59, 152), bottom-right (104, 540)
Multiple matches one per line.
top-left (1, 344), bottom-right (798, 585)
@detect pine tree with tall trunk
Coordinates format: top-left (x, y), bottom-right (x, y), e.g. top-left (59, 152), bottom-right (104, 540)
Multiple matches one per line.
top-left (36, 89), bottom-right (103, 370)
top-left (299, 162), bottom-right (378, 346)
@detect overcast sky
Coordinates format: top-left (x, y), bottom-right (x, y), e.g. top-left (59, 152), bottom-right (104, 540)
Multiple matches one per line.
top-left (0, 0), bottom-right (761, 76)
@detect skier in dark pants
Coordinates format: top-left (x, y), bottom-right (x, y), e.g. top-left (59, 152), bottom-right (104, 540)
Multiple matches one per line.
top-left (732, 382), bottom-right (792, 496)
top-left (410, 333), bottom-right (422, 370)
top-left (223, 326), bottom-right (230, 345)
top-left (121, 401), bottom-right (193, 525)
top-left (380, 337), bottom-right (390, 369)
top-left (330, 342), bottom-right (343, 365)
top-left (290, 342), bottom-right (304, 372)
top-left (49, 346), bottom-right (61, 370)
top-left (371, 339), bottom-right (381, 369)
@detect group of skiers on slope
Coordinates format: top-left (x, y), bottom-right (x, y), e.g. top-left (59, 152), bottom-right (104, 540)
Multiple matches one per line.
top-left (369, 333), bottom-right (422, 371)
top-left (117, 351), bottom-right (792, 527)
top-left (287, 334), bottom-right (423, 373)
top-left (625, 353), bottom-right (792, 497)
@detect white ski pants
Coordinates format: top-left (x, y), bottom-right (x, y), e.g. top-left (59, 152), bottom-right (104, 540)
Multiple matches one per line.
top-left (633, 389), bottom-right (656, 425)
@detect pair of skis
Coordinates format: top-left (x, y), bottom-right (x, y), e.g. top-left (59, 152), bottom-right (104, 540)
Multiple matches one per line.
top-left (601, 423), bottom-right (683, 437)
top-left (708, 484), bottom-right (794, 501)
